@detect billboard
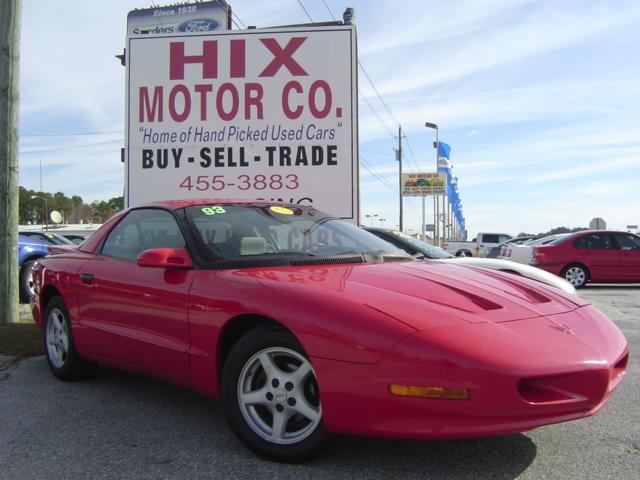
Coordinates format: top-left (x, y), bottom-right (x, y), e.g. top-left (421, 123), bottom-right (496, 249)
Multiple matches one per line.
top-left (401, 172), bottom-right (445, 196)
top-left (125, 24), bottom-right (359, 222)
top-left (127, 1), bottom-right (231, 37)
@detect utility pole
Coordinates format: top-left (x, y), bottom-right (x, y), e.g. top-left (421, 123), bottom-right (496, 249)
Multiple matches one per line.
top-left (0, 0), bottom-right (21, 325)
top-left (397, 125), bottom-right (403, 231)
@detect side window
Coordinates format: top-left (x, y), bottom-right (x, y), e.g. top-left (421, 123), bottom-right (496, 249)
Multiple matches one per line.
top-left (498, 235), bottom-right (511, 244)
top-left (573, 233), bottom-right (614, 250)
top-left (101, 209), bottom-right (185, 261)
top-left (573, 237), bottom-right (588, 249)
top-left (614, 234), bottom-right (640, 251)
top-left (482, 234), bottom-right (500, 244)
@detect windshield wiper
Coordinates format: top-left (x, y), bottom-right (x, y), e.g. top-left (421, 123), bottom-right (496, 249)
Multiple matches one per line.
top-left (270, 251), bottom-right (318, 257)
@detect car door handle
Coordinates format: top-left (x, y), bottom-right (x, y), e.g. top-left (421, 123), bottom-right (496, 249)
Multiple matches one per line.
top-left (80, 273), bottom-right (94, 285)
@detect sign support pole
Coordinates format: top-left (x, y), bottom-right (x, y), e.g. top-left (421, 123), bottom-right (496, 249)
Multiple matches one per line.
top-left (398, 125), bottom-right (403, 232)
top-left (0, 0), bottom-right (20, 325)
top-left (421, 196), bottom-right (426, 241)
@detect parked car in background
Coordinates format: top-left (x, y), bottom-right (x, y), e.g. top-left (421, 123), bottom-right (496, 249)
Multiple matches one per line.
top-left (18, 234), bottom-right (50, 303)
top-left (19, 231), bottom-right (74, 246)
top-left (487, 236), bottom-right (535, 258)
top-left (31, 200), bottom-right (627, 461)
top-left (61, 234), bottom-right (87, 244)
top-left (497, 234), bottom-right (570, 265)
top-left (366, 228), bottom-right (575, 295)
top-left (442, 232), bottom-right (512, 257)
top-left (531, 230), bottom-right (640, 288)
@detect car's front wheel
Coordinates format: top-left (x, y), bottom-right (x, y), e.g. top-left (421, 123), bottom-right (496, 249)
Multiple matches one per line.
top-left (44, 296), bottom-right (96, 380)
top-left (563, 264), bottom-right (589, 288)
top-left (221, 326), bottom-right (331, 462)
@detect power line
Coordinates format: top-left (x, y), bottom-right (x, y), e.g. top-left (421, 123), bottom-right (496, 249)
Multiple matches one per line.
top-left (21, 130), bottom-right (123, 137)
top-left (402, 134), bottom-right (421, 171)
top-left (361, 156), bottom-right (421, 217)
top-left (321, 0), bottom-right (337, 20)
top-left (297, 0), bottom-right (314, 23)
top-left (359, 93), bottom-right (396, 140)
top-left (361, 157), bottom-right (397, 192)
top-left (293, 0), bottom-right (424, 221)
top-left (21, 139), bottom-right (123, 155)
top-left (361, 148), bottom-right (394, 156)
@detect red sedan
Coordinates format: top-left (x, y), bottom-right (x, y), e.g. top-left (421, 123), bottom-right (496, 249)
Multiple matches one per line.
top-left (31, 201), bottom-right (628, 462)
top-left (531, 230), bottom-right (640, 288)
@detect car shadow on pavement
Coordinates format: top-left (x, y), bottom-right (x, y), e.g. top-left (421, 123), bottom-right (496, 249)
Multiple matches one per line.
top-left (325, 433), bottom-right (537, 479)
top-left (584, 284), bottom-right (640, 290)
top-left (2, 358), bottom-right (537, 480)
top-left (89, 366), bottom-right (538, 479)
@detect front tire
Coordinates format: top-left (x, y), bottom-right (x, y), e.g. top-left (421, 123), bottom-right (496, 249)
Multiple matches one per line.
top-left (563, 264), bottom-right (589, 288)
top-left (19, 260), bottom-right (37, 303)
top-left (221, 326), bottom-right (331, 462)
top-left (44, 296), bottom-right (97, 380)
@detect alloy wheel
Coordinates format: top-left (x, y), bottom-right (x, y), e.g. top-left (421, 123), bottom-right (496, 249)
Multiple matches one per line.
top-left (565, 266), bottom-right (587, 287)
top-left (237, 347), bottom-right (321, 445)
top-left (46, 308), bottom-right (69, 368)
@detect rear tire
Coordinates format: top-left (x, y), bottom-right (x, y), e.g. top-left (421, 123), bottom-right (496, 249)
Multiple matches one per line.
top-left (44, 296), bottom-right (97, 380)
top-left (562, 264), bottom-right (589, 289)
top-left (221, 325), bottom-right (331, 462)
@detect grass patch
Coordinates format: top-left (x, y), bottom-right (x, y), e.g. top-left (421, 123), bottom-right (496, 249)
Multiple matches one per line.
top-left (0, 323), bottom-right (43, 359)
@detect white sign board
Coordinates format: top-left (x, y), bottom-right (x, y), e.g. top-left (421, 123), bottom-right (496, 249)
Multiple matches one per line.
top-left (125, 25), bottom-right (359, 222)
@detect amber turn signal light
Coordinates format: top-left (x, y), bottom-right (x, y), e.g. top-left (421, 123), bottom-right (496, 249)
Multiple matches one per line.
top-left (389, 384), bottom-right (470, 400)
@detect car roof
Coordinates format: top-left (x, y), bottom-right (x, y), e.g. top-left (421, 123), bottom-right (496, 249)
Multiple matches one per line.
top-left (134, 199), bottom-right (273, 210)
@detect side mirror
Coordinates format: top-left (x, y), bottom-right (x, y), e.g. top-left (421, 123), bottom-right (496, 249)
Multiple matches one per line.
top-left (137, 248), bottom-right (194, 269)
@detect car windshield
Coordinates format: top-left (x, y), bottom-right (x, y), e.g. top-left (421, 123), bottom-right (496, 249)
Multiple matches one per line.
top-left (389, 231), bottom-right (453, 259)
top-left (182, 204), bottom-right (410, 266)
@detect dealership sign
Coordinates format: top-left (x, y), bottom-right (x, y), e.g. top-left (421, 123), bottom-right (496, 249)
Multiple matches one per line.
top-left (401, 172), bottom-right (445, 196)
top-left (127, 1), bottom-right (231, 37)
top-left (125, 24), bottom-right (359, 222)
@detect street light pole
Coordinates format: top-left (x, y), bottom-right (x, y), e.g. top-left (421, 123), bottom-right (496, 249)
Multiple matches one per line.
top-left (31, 195), bottom-right (48, 231)
top-left (425, 122), bottom-right (439, 245)
top-left (378, 218), bottom-right (386, 228)
top-left (364, 214), bottom-right (378, 227)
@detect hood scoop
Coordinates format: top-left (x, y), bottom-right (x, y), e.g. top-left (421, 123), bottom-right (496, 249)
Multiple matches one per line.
top-left (415, 277), bottom-right (503, 312)
top-left (475, 269), bottom-right (553, 304)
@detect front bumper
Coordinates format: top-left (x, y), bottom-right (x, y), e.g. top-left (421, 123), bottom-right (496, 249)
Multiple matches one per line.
top-left (313, 305), bottom-right (628, 439)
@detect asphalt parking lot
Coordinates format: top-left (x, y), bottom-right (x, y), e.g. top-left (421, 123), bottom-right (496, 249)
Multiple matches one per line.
top-left (1, 285), bottom-right (638, 480)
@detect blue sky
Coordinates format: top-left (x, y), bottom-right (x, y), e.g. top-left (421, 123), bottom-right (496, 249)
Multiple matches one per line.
top-left (19, 0), bottom-right (640, 234)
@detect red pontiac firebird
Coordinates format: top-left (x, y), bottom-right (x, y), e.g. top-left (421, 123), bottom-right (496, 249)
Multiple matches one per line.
top-left (31, 200), bottom-right (628, 462)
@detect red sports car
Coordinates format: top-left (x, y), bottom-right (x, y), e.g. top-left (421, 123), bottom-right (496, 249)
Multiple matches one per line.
top-left (31, 200), bottom-right (628, 462)
top-left (531, 230), bottom-right (640, 288)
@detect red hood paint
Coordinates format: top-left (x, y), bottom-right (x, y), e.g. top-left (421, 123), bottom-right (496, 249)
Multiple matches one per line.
top-left (220, 260), bottom-right (588, 330)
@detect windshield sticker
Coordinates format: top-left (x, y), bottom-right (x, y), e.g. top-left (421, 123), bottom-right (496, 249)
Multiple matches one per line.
top-left (201, 206), bottom-right (226, 215)
top-left (270, 206), bottom-right (294, 215)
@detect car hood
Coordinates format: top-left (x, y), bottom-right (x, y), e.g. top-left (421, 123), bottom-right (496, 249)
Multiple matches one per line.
top-left (47, 244), bottom-right (79, 255)
top-left (442, 257), bottom-right (576, 295)
top-left (226, 260), bottom-right (588, 330)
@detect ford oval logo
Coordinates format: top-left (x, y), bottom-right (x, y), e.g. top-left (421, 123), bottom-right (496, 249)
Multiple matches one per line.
top-left (178, 18), bottom-right (219, 32)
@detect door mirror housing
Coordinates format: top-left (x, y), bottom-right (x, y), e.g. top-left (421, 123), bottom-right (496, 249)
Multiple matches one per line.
top-left (137, 248), bottom-right (194, 269)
